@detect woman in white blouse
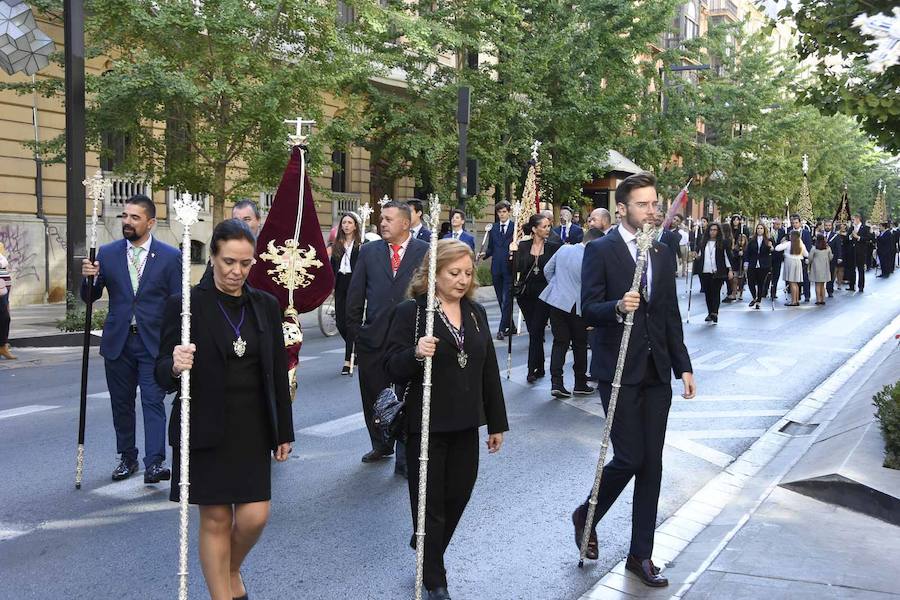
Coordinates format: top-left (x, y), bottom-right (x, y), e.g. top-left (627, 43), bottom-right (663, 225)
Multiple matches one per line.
top-left (330, 212), bottom-right (362, 374)
top-left (775, 230), bottom-right (809, 307)
top-left (694, 223), bottom-right (733, 324)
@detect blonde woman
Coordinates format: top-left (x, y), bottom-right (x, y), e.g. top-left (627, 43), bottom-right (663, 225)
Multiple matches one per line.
top-left (775, 231), bottom-right (809, 306)
top-left (384, 239), bottom-right (508, 600)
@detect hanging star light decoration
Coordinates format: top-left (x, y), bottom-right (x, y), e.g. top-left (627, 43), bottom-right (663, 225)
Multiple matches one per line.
top-left (0, 1), bottom-right (55, 76)
top-left (853, 8), bottom-right (900, 73)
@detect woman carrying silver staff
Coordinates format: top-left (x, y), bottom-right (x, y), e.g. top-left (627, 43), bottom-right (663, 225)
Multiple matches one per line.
top-left (570, 172), bottom-right (694, 587)
top-left (383, 239), bottom-right (509, 600)
top-left (155, 219), bottom-right (294, 600)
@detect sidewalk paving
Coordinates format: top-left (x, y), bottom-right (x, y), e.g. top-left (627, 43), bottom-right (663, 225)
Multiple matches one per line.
top-left (580, 314), bottom-right (900, 600)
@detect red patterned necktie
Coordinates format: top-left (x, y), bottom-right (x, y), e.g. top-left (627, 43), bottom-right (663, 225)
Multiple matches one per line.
top-left (391, 244), bottom-right (402, 274)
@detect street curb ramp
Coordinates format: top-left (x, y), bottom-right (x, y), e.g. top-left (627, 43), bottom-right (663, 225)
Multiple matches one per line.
top-left (780, 342), bottom-right (900, 526)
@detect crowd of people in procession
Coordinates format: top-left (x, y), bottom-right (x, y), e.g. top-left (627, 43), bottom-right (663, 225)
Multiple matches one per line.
top-left (57, 170), bottom-right (898, 600)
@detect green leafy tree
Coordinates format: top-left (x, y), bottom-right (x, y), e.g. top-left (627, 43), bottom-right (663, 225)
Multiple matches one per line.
top-left (785, 0), bottom-right (900, 153)
top-left (5, 0), bottom-right (361, 224)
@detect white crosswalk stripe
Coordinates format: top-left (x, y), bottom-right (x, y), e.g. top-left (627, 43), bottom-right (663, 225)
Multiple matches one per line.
top-left (0, 405), bottom-right (60, 420)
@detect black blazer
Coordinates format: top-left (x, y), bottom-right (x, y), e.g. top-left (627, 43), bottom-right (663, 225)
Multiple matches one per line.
top-left (383, 297), bottom-right (508, 435)
top-left (694, 240), bottom-right (731, 278)
top-left (846, 224), bottom-right (873, 264)
top-left (553, 223), bottom-right (584, 245)
top-left (744, 236), bottom-right (773, 270)
top-left (581, 227), bottom-right (692, 385)
top-left (346, 237), bottom-right (429, 352)
top-left (330, 243), bottom-right (360, 293)
top-left (155, 274), bottom-right (294, 451)
top-left (513, 238), bottom-right (561, 297)
top-left (824, 231), bottom-right (843, 264)
top-left (659, 228), bottom-right (681, 269)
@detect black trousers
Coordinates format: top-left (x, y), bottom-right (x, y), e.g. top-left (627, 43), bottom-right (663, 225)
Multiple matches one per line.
top-left (769, 259), bottom-right (782, 298)
top-left (801, 262), bottom-right (810, 300)
top-left (580, 359), bottom-right (671, 559)
top-left (407, 428), bottom-right (479, 590)
top-left (826, 261), bottom-right (836, 294)
top-left (357, 349), bottom-right (393, 454)
top-left (517, 295), bottom-right (551, 375)
top-left (847, 255), bottom-right (866, 290)
top-left (549, 306), bottom-right (588, 386)
top-left (877, 251), bottom-right (893, 276)
top-left (333, 279), bottom-right (353, 362)
top-left (747, 267), bottom-right (769, 302)
top-left (699, 274), bottom-right (724, 316)
top-left (0, 294), bottom-right (10, 345)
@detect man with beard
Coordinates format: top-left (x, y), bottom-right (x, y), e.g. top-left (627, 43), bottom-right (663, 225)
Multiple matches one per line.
top-left (571, 172), bottom-right (694, 587)
top-left (81, 195), bottom-right (181, 483)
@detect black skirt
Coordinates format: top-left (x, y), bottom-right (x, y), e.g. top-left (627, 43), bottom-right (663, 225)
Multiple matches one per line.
top-left (171, 290), bottom-right (274, 505)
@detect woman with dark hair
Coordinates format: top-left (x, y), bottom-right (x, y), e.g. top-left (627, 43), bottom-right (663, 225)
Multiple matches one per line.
top-left (384, 239), bottom-right (508, 600)
top-left (441, 208), bottom-right (476, 250)
top-left (743, 224), bottom-right (773, 309)
top-left (513, 213), bottom-right (561, 381)
top-left (330, 212), bottom-right (362, 375)
top-left (695, 222), bottom-right (733, 323)
top-left (808, 234), bottom-right (834, 305)
top-left (156, 219), bottom-right (294, 600)
top-left (775, 230), bottom-right (809, 306)
top-left (720, 222), bottom-right (737, 302)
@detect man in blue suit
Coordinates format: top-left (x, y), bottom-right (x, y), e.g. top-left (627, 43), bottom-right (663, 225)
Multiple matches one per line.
top-left (553, 206), bottom-right (584, 245)
top-left (347, 201), bottom-right (428, 470)
top-left (823, 220), bottom-right (842, 295)
top-left (442, 208), bottom-right (476, 249)
top-left (407, 198), bottom-right (432, 242)
top-left (480, 201), bottom-right (516, 340)
top-left (81, 195), bottom-right (181, 483)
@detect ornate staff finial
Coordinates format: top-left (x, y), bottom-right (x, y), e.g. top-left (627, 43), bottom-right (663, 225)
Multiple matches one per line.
top-left (802, 154), bottom-right (809, 175)
top-left (82, 170), bottom-right (106, 249)
top-left (284, 116), bottom-right (316, 147)
top-left (172, 192), bottom-right (202, 227)
top-left (530, 140), bottom-right (542, 162)
top-left (358, 202), bottom-right (373, 230)
top-left (425, 194), bottom-right (441, 230)
top-left (378, 194), bottom-right (392, 208)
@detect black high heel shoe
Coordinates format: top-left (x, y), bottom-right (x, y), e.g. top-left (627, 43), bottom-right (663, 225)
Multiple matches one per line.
top-left (341, 364), bottom-right (352, 376)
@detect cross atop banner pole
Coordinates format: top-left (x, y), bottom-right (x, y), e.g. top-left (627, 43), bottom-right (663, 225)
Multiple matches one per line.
top-left (531, 140), bottom-right (542, 162)
top-left (284, 117), bottom-right (316, 146)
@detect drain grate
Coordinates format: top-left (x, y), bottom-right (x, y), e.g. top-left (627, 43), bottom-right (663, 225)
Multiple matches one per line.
top-left (780, 421), bottom-right (819, 436)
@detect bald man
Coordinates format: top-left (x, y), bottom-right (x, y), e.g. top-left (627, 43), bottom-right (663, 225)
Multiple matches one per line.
top-left (587, 208), bottom-right (612, 235)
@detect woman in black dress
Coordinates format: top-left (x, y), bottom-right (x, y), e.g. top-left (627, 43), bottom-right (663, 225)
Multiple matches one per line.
top-left (156, 220), bottom-right (294, 600)
top-left (513, 213), bottom-right (561, 382)
top-left (384, 239), bottom-right (508, 600)
top-left (330, 212), bottom-right (362, 375)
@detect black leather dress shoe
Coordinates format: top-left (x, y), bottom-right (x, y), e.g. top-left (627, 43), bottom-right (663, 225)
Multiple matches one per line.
top-left (144, 462), bottom-right (171, 484)
top-left (571, 506), bottom-right (599, 560)
top-left (426, 587), bottom-right (451, 599)
top-left (361, 449), bottom-right (393, 463)
top-left (496, 331), bottom-right (504, 341)
top-left (625, 555), bottom-right (668, 587)
top-left (111, 457), bottom-right (139, 481)
top-left (526, 373), bottom-right (537, 384)
top-left (573, 383), bottom-right (595, 396)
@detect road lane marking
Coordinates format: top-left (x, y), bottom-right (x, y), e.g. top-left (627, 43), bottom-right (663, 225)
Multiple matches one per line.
top-left (0, 524), bottom-right (30, 541)
top-left (669, 410), bottom-right (785, 419)
top-left (91, 476), bottom-right (168, 501)
top-left (691, 351), bottom-right (748, 371)
top-left (87, 392), bottom-right (110, 399)
top-left (666, 438), bottom-right (734, 468)
top-left (0, 405), bottom-right (60, 420)
top-left (298, 412), bottom-right (366, 437)
top-left (676, 394), bottom-right (783, 403)
top-left (736, 356), bottom-right (798, 377)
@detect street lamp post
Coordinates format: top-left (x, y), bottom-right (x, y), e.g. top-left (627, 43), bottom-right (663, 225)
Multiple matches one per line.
top-left (659, 63), bottom-right (710, 114)
top-left (457, 86), bottom-right (470, 211)
top-left (64, 0), bottom-right (86, 307)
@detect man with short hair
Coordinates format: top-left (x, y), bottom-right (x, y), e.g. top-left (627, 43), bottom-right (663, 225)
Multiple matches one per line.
top-left (876, 221), bottom-right (895, 277)
top-left (347, 201), bottom-right (428, 472)
top-left (845, 213), bottom-right (871, 292)
top-left (482, 201), bottom-right (516, 339)
top-left (789, 214), bottom-right (813, 302)
top-left (586, 207), bottom-right (612, 235)
top-left (81, 195), bottom-right (181, 483)
top-left (822, 220), bottom-right (842, 295)
top-left (232, 199), bottom-right (262, 237)
top-left (572, 172), bottom-right (694, 587)
top-left (406, 198), bottom-right (431, 242)
top-left (553, 206), bottom-right (584, 245)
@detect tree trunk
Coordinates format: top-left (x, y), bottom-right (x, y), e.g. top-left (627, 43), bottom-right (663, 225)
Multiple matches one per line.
top-left (212, 161), bottom-right (227, 225)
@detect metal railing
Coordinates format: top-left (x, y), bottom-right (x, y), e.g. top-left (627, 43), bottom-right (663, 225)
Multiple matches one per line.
top-left (331, 192), bottom-right (362, 222)
top-left (708, 0), bottom-right (739, 20)
top-left (103, 172), bottom-right (152, 209)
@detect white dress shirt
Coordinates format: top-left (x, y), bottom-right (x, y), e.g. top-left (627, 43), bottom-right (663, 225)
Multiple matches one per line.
top-left (338, 242), bottom-right (354, 274)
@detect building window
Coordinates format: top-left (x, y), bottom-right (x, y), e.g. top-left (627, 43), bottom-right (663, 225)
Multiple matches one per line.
top-left (189, 240), bottom-right (205, 265)
top-left (331, 150), bottom-right (348, 193)
top-left (682, 2), bottom-right (699, 41)
top-left (100, 130), bottom-right (130, 173)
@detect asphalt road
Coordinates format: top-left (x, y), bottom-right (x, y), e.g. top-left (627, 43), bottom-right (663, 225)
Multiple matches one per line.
top-left (2, 272), bottom-right (899, 600)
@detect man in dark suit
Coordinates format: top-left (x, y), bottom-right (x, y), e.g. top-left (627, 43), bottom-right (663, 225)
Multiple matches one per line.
top-left (407, 198), bottom-right (431, 242)
top-left (769, 217), bottom-right (787, 298)
top-left (553, 206), bottom-right (584, 245)
top-left (347, 201), bottom-right (428, 469)
top-left (876, 222), bottom-right (895, 277)
top-left (571, 172), bottom-right (695, 588)
top-left (586, 207), bottom-right (612, 237)
top-left (788, 214), bottom-right (813, 301)
top-left (481, 201), bottom-right (516, 339)
top-left (81, 195), bottom-right (181, 483)
top-left (823, 220), bottom-right (842, 295)
top-left (845, 213), bottom-right (872, 292)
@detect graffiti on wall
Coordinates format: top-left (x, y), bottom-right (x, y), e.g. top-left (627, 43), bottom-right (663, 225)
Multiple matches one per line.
top-left (0, 224), bottom-right (39, 282)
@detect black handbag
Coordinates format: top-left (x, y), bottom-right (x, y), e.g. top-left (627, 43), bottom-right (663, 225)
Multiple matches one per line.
top-left (372, 306), bottom-right (420, 446)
